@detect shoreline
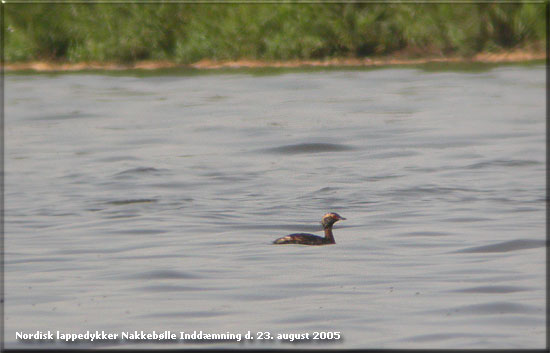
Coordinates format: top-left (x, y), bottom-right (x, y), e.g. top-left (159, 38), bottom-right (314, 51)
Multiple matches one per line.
top-left (3, 49), bottom-right (545, 72)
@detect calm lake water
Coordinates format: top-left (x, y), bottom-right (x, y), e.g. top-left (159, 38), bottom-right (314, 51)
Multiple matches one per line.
top-left (4, 63), bottom-right (546, 349)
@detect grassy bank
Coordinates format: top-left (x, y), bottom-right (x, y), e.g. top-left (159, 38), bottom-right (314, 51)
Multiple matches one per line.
top-left (4, 3), bottom-right (546, 65)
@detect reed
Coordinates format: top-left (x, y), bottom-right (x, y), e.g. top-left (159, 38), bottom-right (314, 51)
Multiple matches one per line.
top-left (4, 3), bottom-right (545, 63)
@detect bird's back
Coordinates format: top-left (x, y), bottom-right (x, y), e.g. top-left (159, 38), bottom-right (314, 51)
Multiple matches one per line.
top-left (273, 233), bottom-right (331, 245)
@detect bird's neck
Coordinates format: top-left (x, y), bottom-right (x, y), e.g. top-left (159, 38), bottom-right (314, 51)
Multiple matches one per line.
top-left (324, 226), bottom-right (336, 244)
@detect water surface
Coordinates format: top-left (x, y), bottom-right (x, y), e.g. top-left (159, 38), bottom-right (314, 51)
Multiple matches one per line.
top-left (5, 64), bottom-right (545, 349)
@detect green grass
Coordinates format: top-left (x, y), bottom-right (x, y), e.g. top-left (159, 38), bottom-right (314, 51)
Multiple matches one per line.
top-left (4, 3), bottom-right (546, 64)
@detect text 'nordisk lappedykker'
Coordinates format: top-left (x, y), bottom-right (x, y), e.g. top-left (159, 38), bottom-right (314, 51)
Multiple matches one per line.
top-left (16, 330), bottom-right (249, 342)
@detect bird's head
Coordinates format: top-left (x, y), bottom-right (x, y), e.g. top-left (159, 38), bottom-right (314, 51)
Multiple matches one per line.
top-left (321, 212), bottom-right (346, 229)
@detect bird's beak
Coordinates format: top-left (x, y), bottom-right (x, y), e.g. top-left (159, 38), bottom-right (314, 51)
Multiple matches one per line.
top-left (339, 217), bottom-right (347, 220)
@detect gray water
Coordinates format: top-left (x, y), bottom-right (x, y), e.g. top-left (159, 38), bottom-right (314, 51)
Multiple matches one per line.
top-left (4, 64), bottom-right (546, 349)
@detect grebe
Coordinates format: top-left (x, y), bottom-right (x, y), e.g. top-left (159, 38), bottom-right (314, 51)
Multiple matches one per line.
top-left (272, 213), bottom-right (346, 245)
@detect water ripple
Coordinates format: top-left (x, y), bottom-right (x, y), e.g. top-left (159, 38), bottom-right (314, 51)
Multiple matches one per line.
top-left (455, 239), bottom-right (545, 253)
top-left (136, 285), bottom-right (206, 292)
top-left (138, 311), bottom-right (232, 319)
top-left (451, 285), bottom-right (529, 294)
top-left (445, 301), bottom-right (540, 315)
top-left (105, 199), bottom-right (158, 206)
top-left (401, 332), bottom-right (507, 343)
top-left (466, 159), bottom-right (541, 170)
top-left (260, 143), bottom-right (356, 155)
top-left (394, 231), bottom-right (452, 237)
top-left (388, 185), bottom-right (479, 197)
top-left (126, 270), bottom-right (202, 280)
top-left (114, 167), bottom-right (166, 177)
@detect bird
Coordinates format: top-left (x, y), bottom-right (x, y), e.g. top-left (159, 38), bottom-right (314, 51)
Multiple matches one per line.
top-left (272, 212), bottom-right (346, 245)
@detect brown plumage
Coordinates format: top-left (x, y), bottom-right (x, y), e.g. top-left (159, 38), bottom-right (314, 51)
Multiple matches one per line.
top-left (272, 213), bottom-right (346, 246)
